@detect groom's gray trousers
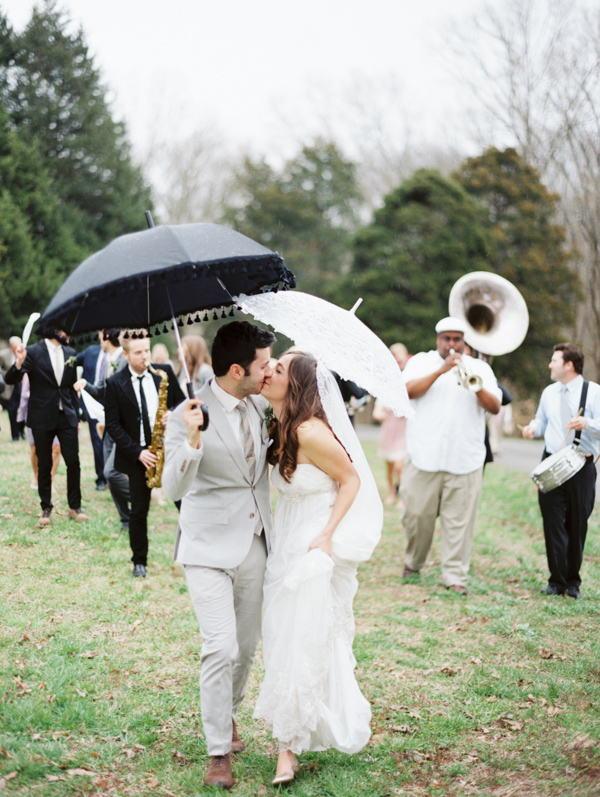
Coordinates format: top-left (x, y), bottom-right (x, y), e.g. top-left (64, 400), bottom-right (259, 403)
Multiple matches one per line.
top-left (184, 533), bottom-right (267, 756)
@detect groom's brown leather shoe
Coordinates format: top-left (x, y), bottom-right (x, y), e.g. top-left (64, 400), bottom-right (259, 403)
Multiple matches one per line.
top-left (204, 754), bottom-right (233, 789)
top-left (232, 720), bottom-right (245, 753)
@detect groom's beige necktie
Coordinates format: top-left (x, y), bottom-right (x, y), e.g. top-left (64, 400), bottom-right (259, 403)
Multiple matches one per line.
top-left (237, 401), bottom-right (262, 536)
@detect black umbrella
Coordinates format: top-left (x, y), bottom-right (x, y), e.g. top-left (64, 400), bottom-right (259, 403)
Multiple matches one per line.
top-left (37, 217), bottom-right (295, 427)
top-left (38, 220), bottom-right (295, 336)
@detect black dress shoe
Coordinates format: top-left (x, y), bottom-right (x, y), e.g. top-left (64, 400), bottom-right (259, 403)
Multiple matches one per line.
top-left (566, 586), bottom-right (581, 599)
top-left (541, 584), bottom-right (565, 596)
top-left (133, 564), bottom-right (146, 578)
top-left (120, 522), bottom-right (130, 532)
top-left (96, 482), bottom-right (107, 491)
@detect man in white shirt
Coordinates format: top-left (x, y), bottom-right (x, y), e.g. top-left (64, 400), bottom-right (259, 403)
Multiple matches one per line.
top-left (523, 343), bottom-right (600, 599)
top-left (400, 317), bottom-right (501, 595)
top-left (104, 333), bottom-right (184, 577)
top-left (163, 321), bottom-right (275, 790)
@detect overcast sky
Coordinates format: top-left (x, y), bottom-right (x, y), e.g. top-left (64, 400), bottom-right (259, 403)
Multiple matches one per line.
top-left (1, 0), bottom-right (494, 161)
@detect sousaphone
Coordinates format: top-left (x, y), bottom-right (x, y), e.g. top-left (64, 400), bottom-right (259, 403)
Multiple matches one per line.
top-left (448, 271), bottom-right (529, 356)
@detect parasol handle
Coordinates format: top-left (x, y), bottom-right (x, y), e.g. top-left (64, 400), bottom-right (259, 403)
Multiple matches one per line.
top-left (186, 381), bottom-right (209, 431)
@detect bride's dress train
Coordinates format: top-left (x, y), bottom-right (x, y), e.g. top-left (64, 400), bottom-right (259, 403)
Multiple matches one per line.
top-left (253, 464), bottom-right (371, 754)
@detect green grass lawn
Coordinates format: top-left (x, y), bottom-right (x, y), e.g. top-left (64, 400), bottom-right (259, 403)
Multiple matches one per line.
top-left (1, 421), bottom-right (599, 796)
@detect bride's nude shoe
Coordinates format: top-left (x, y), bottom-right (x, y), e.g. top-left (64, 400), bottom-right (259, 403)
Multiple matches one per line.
top-left (272, 753), bottom-right (300, 786)
top-left (272, 761), bottom-right (300, 785)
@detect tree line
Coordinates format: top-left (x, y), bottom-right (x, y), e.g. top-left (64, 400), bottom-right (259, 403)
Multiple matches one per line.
top-left (0, 1), bottom-right (588, 397)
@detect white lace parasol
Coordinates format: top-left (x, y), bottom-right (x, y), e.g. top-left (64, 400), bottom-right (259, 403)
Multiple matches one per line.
top-left (237, 291), bottom-right (412, 418)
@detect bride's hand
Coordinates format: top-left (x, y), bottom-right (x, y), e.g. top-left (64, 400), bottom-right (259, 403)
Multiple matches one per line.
top-left (308, 533), bottom-right (332, 557)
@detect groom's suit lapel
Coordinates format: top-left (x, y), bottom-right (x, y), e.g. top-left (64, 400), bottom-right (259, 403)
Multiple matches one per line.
top-left (201, 386), bottom-right (252, 483)
top-left (36, 341), bottom-right (58, 385)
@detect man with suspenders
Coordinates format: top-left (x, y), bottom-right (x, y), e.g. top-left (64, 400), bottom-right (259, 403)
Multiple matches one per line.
top-left (523, 344), bottom-right (600, 598)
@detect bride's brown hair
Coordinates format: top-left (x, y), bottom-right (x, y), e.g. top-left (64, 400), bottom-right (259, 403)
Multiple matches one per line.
top-left (267, 352), bottom-right (328, 482)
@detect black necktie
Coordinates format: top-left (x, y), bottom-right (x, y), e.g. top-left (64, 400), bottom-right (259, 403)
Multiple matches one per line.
top-left (137, 376), bottom-right (152, 446)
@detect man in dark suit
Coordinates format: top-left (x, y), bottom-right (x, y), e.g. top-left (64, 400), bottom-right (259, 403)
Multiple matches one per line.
top-left (75, 329), bottom-right (130, 530)
top-left (5, 327), bottom-right (88, 527)
top-left (105, 331), bottom-right (184, 577)
top-left (76, 336), bottom-right (107, 491)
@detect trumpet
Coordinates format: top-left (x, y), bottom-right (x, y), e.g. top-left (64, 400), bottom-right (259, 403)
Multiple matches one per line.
top-left (449, 349), bottom-right (483, 393)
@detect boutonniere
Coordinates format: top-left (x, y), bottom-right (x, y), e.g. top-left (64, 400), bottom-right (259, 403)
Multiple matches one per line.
top-left (65, 356), bottom-right (77, 368)
top-left (264, 405), bottom-right (276, 431)
top-left (111, 360), bottom-right (119, 372)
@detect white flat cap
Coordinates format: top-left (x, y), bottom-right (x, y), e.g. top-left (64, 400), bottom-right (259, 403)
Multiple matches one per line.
top-left (435, 316), bottom-right (468, 334)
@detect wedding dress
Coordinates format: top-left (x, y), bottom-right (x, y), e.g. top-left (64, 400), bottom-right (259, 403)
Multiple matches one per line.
top-left (253, 462), bottom-right (372, 754)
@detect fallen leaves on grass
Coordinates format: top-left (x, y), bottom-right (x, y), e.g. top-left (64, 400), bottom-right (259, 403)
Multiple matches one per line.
top-left (567, 733), bottom-right (597, 751)
top-left (67, 766), bottom-right (96, 777)
top-left (391, 725), bottom-right (414, 734)
top-left (547, 706), bottom-right (561, 717)
top-left (538, 647), bottom-right (566, 660)
top-left (498, 717), bottom-right (524, 732)
top-left (13, 676), bottom-right (31, 696)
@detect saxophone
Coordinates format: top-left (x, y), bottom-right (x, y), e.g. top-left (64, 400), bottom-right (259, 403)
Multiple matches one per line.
top-left (145, 365), bottom-right (169, 489)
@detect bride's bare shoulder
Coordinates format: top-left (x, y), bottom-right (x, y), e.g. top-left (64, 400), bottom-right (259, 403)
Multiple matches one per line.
top-left (297, 417), bottom-right (333, 443)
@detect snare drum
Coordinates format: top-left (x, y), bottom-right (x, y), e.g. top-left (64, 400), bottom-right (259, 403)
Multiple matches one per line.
top-left (530, 444), bottom-right (587, 493)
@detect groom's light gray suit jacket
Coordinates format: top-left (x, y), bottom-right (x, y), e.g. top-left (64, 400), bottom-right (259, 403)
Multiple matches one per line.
top-left (162, 380), bottom-right (273, 569)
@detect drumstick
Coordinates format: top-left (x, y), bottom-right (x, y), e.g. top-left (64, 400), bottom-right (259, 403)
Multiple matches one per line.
top-left (559, 408), bottom-right (583, 450)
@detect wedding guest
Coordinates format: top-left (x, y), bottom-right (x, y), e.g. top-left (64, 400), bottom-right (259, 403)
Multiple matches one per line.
top-left (18, 373), bottom-right (61, 490)
top-left (5, 327), bottom-right (88, 527)
top-left (151, 343), bottom-right (174, 368)
top-left (0, 336), bottom-right (26, 441)
top-left (76, 333), bottom-right (107, 491)
top-left (177, 334), bottom-right (214, 394)
top-left (375, 343), bottom-right (409, 507)
top-left (74, 329), bottom-right (130, 530)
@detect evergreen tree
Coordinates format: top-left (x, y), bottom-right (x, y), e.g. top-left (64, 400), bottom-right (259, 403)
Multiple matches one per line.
top-left (0, 2), bottom-right (152, 252)
top-left (335, 170), bottom-right (493, 355)
top-left (454, 147), bottom-right (580, 393)
top-left (0, 103), bottom-right (82, 338)
top-left (222, 139), bottom-right (362, 294)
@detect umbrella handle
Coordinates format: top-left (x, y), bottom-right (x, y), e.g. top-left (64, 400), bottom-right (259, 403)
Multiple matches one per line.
top-left (186, 381), bottom-right (210, 431)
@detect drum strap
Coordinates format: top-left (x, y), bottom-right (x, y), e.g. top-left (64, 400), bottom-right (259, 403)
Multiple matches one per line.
top-left (542, 380), bottom-right (590, 460)
top-left (574, 380), bottom-right (589, 447)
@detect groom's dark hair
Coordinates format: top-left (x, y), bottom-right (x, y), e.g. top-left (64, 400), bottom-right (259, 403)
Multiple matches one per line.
top-left (212, 321), bottom-right (275, 376)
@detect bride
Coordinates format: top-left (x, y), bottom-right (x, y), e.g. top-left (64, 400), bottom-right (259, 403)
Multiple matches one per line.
top-left (255, 351), bottom-right (383, 785)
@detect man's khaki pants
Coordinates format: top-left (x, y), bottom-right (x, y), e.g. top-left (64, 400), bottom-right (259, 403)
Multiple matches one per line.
top-left (400, 459), bottom-right (483, 588)
top-left (184, 534), bottom-right (267, 755)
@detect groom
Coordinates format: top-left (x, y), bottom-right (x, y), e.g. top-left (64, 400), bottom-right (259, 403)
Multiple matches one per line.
top-left (162, 321), bottom-right (275, 789)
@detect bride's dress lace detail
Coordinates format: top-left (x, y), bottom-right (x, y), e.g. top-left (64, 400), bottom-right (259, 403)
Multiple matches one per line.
top-left (253, 464), bottom-right (372, 755)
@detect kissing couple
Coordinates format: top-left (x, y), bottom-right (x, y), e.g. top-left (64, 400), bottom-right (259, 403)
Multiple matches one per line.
top-left (162, 320), bottom-right (382, 789)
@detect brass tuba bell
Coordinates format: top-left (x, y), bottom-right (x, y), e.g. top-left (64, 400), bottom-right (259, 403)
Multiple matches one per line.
top-left (448, 271), bottom-right (529, 357)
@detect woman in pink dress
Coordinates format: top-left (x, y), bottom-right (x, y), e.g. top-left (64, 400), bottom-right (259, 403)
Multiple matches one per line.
top-left (376, 344), bottom-right (409, 507)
